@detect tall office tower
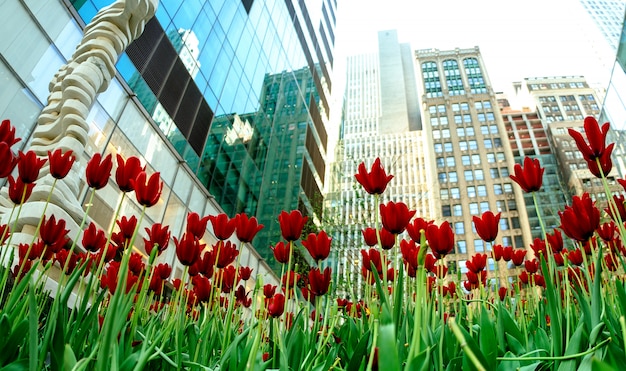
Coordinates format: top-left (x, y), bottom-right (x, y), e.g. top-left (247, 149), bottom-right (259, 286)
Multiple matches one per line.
top-left (601, 11), bottom-right (626, 178)
top-left (328, 30), bottom-right (432, 297)
top-left (415, 48), bottom-right (533, 286)
top-left (0, 0), bottom-right (337, 279)
top-left (579, 0), bottom-right (626, 51)
top-left (498, 98), bottom-right (568, 240)
top-left (516, 76), bottom-right (621, 203)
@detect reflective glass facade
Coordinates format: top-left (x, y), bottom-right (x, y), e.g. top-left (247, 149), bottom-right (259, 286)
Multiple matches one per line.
top-left (68, 0), bottom-right (336, 268)
top-left (1, 0), bottom-right (336, 275)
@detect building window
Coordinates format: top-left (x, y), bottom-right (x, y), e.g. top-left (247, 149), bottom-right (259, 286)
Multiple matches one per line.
top-left (472, 154), bottom-right (481, 165)
top-left (467, 186), bottom-right (476, 197)
top-left (465, 170), bottom-right (474, 181)
top-left (477, 185), bottom-right (487, 196)
top-left (453, 204), bottom-right (463, 216)
top-left (462, 155), bottom-right (471, 165)
top-left (475, 169), bottom-right (484, 180)
top-left (474, 239), bottom-right (484, 252)
top-left (457, 240), bottom-right (467, 254)
top-left (469, 202), bottom-right (479, 214)
top-left (449, 172), bottom-right (458, 182)
top-left (454, 221), bottom-right (465, 234)
top-left (440, 189), bottom-right (449, 200)
top-left (442, 205), bottom-right (452, 216)
top-left (451, 188), bottom-right (460, 199)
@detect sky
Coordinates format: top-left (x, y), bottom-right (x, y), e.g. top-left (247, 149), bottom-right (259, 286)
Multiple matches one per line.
top-left (331, 0), bottom-right (618, 98)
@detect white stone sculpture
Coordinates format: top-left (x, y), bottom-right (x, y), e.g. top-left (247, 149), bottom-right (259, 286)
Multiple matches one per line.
top-left (20, 0), bottom-right (158, 221)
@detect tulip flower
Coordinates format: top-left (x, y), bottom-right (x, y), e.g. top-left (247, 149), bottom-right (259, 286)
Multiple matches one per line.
top-left (546, 229), bottom-right (564, 253)
top-left (354, 157), bottom-right (394, 195)
top-left (0, 119), bottom-right (20, 147)
top-left (235, 285), bottom-right (252, 308)
top-left (308, 267), bottom-right (332, 296)
top-left (406, 217), bottom-right (433, 242)
top-left (568, 116), bottom-right (611, 162)
top-left (143, 223), bottom-right (170, 256)
top-left (466, 253), bottom-right (487, 273)
top-left (498, 287), bottom-right (507, 301)
top-left (597, 221), bottom-right (617, 242)
top-left (302, 230), bottom-right (332, 261)
top-left (86, 153), bottom-right (113, 189)
top-left (196, 251), bottom-right (215, 278)
top-left (39, 215), bottom-right (69, 253)
top-left (281, 271), bottom-right (300, 292)
top-left (278, 210), bottom-right (308, 241)
top-left (530, 237), bottom-right (547, 257)
top-left (214, 240), bottom-right (239, 268)
top-left (524, 259), bottom-right (539, 274)
top-left (8, 175), bottom-right (35, 204)
top-left (209, 213), bottom-right (237, 240)
top-left (234, 213), bottom-right (264, 243)
top-left (605, 195), bottom-right (626, 222)
top-left (17, 150), bottom-right (46, 183)
top-left (116, 215), bottom-right (137, 243)
top-left (115, 154), bottom-right (143, 192)
top-left (132, 171), bottom-right (162, 207)
top-left (585, 144), bottom-right (614, 178)
top-left (426, 221), bottom-right (454, 258)
top-left (0, 224), bottom-right (11, 245)
top-left (362, 228), bottom-right (378, 247)
top-left (502, 246), bottom-right (513, 262)
top-left (492, 244), bottom-right (504, 261)
top-left (128, 252), bottom-right (145, 275)
top-left (0, 142), bottom-right (18, 178)
top-left (263, 284), bottom-right (277, 299)
top-left (55, 250), bottom-right (79, 274)
top-left (81, 222), bottom-right (106, 253)
top-left (400, 239), bottom-right (420, 271)
top-left (567, 248), bottom-right (583, 266)
top-left (511, 249), bottom-right (526, 266)
top-left (473, 211), bottom-right (501, 243)
top-left (361, 248), bottom-right (383, 274)
top-left (186, 212), bottom-right (210, 239)
top-left (192, 275), bottom-right (212, 303)
top-left (559, 193), bottom-right (600, 242)
top-left (47, 149), bottom-right (75, 180)
top-left (174, 232), bottom-right (202, 266)
top-left (19, 241), bottom-right (44, 261)
top-left (239, 266), bottom-right (253, 281)
top-left (379, 201), bottom-right (416, 235)
top-left (271, 241), bottom-right (291, 264)
top-left (268, 293), bottom-right (286, 318)
top-left (509, 156), bottom-right (544, 193)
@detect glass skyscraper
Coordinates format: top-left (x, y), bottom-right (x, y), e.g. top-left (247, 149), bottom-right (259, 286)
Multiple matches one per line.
top-left (0, 0), bottom-right (336, 276)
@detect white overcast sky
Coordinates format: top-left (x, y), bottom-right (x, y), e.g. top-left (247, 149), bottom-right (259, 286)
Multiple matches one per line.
top-left (332, 0), bottom-right (617, 97)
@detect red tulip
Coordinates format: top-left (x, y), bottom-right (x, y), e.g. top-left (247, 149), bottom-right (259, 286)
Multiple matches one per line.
top-left (39, 215), bottom-right (69, 253)
top-left (466, 253), bottom-right (487, 273)
top-left (361, 248), bottom-right (383, 274)
top-left (281, 271), bottom-right (300, 291)
top-left (55, 249), bottom-right (79, 274)
top-left (0, 119), bottom-right (20, 147)
top-left (585, 143), bottom-right (614, 178)
top-left (234, 213), bottom-right (264, 243)
top-left (559, 193), bottom-right (600, 242)
top-left (606, 195), bottom-right (626, 222)
top-left (154, 263), bottom-right (172, 279)
top-left (19, 241), bottom-right (44, 261)
top-left (235, 285), bottom-right (251, 307)
top-left (221, 266), bottom-right (239, 293)
top-left (116, 215), bottom-right (137, 243)
top-left (427, 221), bottom-right (454, 258)
top-left (268, 293), bottom-right (286, 318)
top-left (498, 287), bottom-right (507, 301)
top-left (308, 267), bottom-right (332, 296)
top-left (502, 246), bottom-right (513, 262)
top-left (174, 232), bottom-right (202, 266)
top-left (17, 150), bottom-right (46, 183)
top-left (354, 157), bottom-right (394, 195)
top-left (239, 266), bottom-right (253, 281)
top-left (86, 153), bottom-right (113, 189)
top-left (568, 116), bottom-right (611, 161)
top-left (47, 149), bottom-right (75, 180)
top-left (524, 259), bottom-right (539, 274)
top-left (128, 252), bottom-right (145, 275)
top-left (0, 224), bottom-right (11, 245)
top-left (196, 251), bottom-right (215, 278)
top-left (82, 222), bottom-right (106, 253)
top-left (8, 175), bottom-right (35, 204)
top-left (278, 210), bottom-right (307, 241)
top-left (530, 237), bottom-right (547, 257)
top-left (132, 171), bottom-right (162, 207)
top-left (567, 249), bottom-right (583, 266)
top-left (263, 284), bottom-right (277, 298)
top-left (214, 240), bottom-right (239, 268)
top-left (362, 228), bottom-right (378, 246)
top-left (379, 201), bottom-right (416, 234)
top-left (511, 249), bottom-right (526, 266)
top-left (302, 230), bottom-right (332, 261)
top-left (209, 213), bottom-right (236, 240)
top-left (144, 223), bottom-right (170, 256)
top-left (0, 142), bottom-right (18, 178)
top-left (546, 229), bottom-right (564, 253)
top-left (115, 154), bottom-right (143, 192)
top-left (271, 241), bottom-right (291, 264)
top-left (186, 212), bottom-right (210, 239)
top-left (597, 221), bottom-right (617, 242)
top-left (400, 239), bottom-right (420, 270)
top-left (406, 217), bottom-right (433, 242)
top-left (192, 275), bottom-right (212, 303)
top-left (473, 211), bottom-right (501, 243)
top-left (492, 244), bottom-right (504, 261)
top-left (553, 252), bottom-right (565, 266)
top-left (509, 156), bottom-right (544, 193)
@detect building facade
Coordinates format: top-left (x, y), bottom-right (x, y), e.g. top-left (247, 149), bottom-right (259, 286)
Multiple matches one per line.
top-left (327, 31), bottom-right (432, 297)
top-left (516, 76), bottom-right (621, 204)
top-left (0, 0), bottom-right (337, 280)
top-left (415, 47), bottom-right (533, 285)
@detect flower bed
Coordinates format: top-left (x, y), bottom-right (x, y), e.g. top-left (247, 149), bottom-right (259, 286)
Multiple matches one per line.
top-left (0, 116), bottom-right (625, 370)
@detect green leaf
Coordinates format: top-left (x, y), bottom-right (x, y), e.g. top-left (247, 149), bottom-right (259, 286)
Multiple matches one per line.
top-left (63, 344), bottom-right (77, 370)
top-left (378, 306), bottom-right (400, 371)
top-left (479, 306), bottom-right (497, 370)
top-left (496, 351), bottom-right (520, 371)
top-left (505, 333), bottom-right (525, 355)
top-left (28, 288), bottom-right (37, 371)
top-left (347, 331), bottom-right (370, 371)
top-left (591, 357), bottom-right (618, 371)
top-left (0, 360), bottom-right (29, 371)
top-left (457, 321), bottom-right (489, 371)
top-left (0, 320), bottom-right (28, 365)
top-left (557, 321), bottom-right (586, 371)
top-left (498, 305), bottom-right (525, 354)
